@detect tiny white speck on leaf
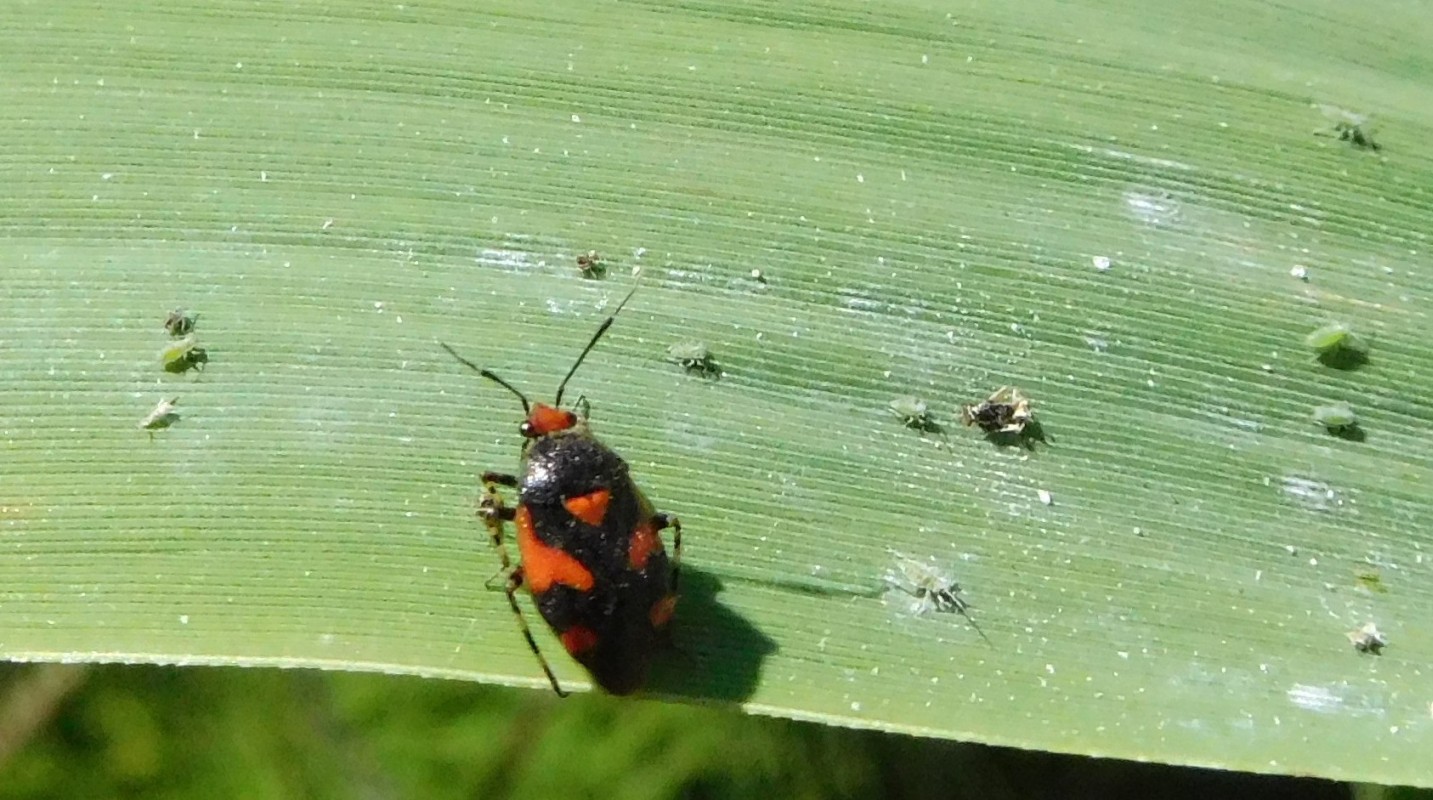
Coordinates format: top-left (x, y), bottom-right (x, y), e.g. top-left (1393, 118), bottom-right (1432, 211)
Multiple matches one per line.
top-left (1037, 489), bottom-right (1053, 506)
top-left (1093, 255), bottom-right (1112, 271)
top-left (1290, 265), bottom-right (1309, 281)
top-left (570, 114), bottom-right (581, 123)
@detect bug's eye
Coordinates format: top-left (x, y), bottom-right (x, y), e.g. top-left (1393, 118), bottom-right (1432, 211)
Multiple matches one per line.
top-left (519, 421), bottom-right (536, 438)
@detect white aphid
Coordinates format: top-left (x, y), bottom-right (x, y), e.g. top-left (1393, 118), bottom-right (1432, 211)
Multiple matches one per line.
top-left (138, 397), bottom-right (179, 431)
top-left (883, 549), bottom-right (970, 616)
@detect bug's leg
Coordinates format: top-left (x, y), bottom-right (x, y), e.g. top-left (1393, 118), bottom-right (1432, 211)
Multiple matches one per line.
top-left (479, 472), bottom-right (520, 570)
top-left (482, 472), bottom-right (519, 487)
top-left (478, 507), bottom-right (515, 590)
top-left (476, 473), bottom-right (568, 696)
top-left (647, 514), bottom-right (691, 662)
top-left (652, 514), bottom-right (682, 593)
top-left (503, 566), bottom-right (568, 697)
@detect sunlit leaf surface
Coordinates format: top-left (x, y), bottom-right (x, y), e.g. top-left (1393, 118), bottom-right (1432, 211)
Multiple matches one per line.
top-left (2, 0), bottom-right (1431, 787)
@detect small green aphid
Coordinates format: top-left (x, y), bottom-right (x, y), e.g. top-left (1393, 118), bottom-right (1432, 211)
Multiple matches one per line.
top-left (160, 335), bottom-right (209, 374)
top-left (888, 395), bottom-right (937, 432)
top-left (1304, 322), bottom-right (1364, 355)
top-left (164, 309), bottom-right (197, 337)
top-left (665, 340), bottom-right (719, 378)
top-left (1354, 570), bottom-right (1388, 594)
top-left (1313, 401), bottom-right (1357, 432)
top-left (138, 397), bottom-right (180, 431)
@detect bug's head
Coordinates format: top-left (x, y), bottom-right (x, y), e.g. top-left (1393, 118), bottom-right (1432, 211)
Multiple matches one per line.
top-left (520, 403), bottom-right (579, 438)
top-left (440, 279), bottom-right (639, 439)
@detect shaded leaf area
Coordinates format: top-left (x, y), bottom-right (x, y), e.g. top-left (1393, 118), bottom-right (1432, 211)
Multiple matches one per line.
top-left (1, 0), bottom-right (1432, 789)
top-left (0, 665), bottom-right (1363, 800)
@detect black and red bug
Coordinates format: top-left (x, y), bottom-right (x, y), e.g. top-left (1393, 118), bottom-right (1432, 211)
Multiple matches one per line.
top-left (441, 287), bottom-right (681, 696)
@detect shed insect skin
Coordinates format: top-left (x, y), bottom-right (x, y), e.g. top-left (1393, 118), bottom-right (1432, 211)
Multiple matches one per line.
top-left (960, 386), bottom-right (1033, 435)
top-left (138, 397), bottom-right (180, 431)
top-left (441, 281), bottom-right (683, 696)
top-left (1316, 105), bottom-right (1382, 152)
top-left (883, 550), bottom-right (991, 646)
top-left (1347, 622), bottom-right (1386, 654)
top-left (576, 251), bottom-right (606, 279)
top-left (164, 309), bottom-right (197, 337)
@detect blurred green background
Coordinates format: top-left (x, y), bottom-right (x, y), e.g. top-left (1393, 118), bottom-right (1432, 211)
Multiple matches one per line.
top-left (0, 665), bottom-right (1367, 799)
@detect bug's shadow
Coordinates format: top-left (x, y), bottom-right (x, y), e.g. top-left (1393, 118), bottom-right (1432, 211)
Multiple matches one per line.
top-left (906, 419), bottom-right (946, 437)
top-left (1317, 348), bottom-right (1369, 371)
top-left (984, 419), bottom-right (1049, 449)
top-left (1329, 424), bottom-right (1367, 443)
top-left (646, 567), bottom-right (775, 704)
top-left (676, 361), bottom-right (723, 380)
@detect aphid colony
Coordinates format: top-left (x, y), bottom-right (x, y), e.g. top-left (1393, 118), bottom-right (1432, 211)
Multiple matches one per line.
top-left (139, 308), bottom-right (206, 434)
top-left (436, 246), bottom-right (1393, 697)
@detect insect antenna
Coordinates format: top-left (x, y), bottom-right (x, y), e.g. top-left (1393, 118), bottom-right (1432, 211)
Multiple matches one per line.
top-left (552, 280), bottom-right (640, 408)
top-left (440, 341), bottom-right (531, 416)
top-left (954, 602), bottom-right (994, 648)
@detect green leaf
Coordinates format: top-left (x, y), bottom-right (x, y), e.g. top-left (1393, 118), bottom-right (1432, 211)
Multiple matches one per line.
top-left (2, 0), bottom-right (1431, 788)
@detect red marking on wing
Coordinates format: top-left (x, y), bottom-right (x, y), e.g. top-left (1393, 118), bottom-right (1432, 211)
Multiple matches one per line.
top-left (649, 595), bottom-right (678, 629)
top-left (560, 625), bottom-right (600, 656)
top-left (516, 506), bottom-right (595, 593)
top-left (627, 518), bottom-right (663, 570)
top-left (563, 488), bottom-right (612, 527)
